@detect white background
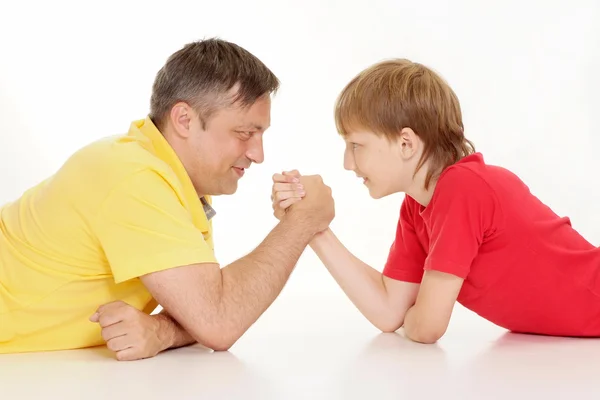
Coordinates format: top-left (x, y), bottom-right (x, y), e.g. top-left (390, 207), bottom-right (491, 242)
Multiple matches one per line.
top-left (1, 0), bottom-right (600, 335)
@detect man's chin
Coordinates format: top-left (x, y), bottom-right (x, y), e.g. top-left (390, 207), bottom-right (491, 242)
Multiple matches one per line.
top-left (220, 182), bottom-right (239, 196)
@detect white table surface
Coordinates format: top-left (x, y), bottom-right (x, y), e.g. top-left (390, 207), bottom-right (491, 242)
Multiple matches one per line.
top-left (2, 291), bottom-right (599, 400)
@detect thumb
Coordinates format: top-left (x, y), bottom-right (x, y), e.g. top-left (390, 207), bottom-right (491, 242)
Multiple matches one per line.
top-left (283, 169), bottom-right (301, 177)
top-left (89, 312), bottom-right (99, 323)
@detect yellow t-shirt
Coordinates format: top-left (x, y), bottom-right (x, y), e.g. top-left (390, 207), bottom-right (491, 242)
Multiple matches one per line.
top-left (0, 117), bottom-right (218, 353)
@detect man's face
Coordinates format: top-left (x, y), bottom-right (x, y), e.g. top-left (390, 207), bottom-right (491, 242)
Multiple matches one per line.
top-left (170, 94), bottom-right (271, 197)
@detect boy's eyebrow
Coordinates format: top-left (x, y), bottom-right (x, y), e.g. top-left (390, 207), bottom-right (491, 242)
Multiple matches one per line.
top-left (234, 124), bottom-right (265, 130)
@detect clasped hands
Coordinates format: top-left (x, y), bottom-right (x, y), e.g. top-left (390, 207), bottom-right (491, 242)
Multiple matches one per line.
top-left (270, 169), bottom-right (335, 219)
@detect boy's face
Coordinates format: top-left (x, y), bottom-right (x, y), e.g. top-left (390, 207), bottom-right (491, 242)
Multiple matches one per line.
top-left (343, 128), bottom-right (422, 199)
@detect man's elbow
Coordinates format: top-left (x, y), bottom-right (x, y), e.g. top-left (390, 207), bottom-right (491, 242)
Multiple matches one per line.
top-left (193, 329), bottom-right (241, 352)
top-left (208, 340), bottom-right (234, 352)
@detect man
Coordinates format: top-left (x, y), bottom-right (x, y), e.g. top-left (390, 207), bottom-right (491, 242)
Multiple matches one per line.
top-left (0, 38), bottom-right (334, 360)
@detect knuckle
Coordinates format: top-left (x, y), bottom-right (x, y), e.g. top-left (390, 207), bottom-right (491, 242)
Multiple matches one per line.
top-left (124, 306), bottom-right (136, 317)
top-left (107, 340), bottom-right (119, 351)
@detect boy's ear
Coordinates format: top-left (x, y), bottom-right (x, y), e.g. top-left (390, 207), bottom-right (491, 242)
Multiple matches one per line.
top-left (399, 127), bottom-right (419, 159)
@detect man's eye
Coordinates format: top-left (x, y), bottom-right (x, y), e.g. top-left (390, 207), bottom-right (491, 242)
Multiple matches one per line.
top-left (237, 131), bottom-right (252, 139)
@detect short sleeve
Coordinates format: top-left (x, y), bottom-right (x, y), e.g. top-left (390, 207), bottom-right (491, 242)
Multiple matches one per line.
top-left (92, 170), bottom-right (217, 283)
top-left (382, 197), bottom-right (428, 283)
top-left (422, 168), bottom-right (495, 279)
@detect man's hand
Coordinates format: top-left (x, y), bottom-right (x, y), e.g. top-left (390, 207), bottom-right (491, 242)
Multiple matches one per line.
top-left (271, 169), bottom-right (304, 220)
top-left (272, 170), bottom-right (334, 234)
top-left (284, 174), bottom-right (335, 234)
top-left (89, 301), bottom-right (166, 361)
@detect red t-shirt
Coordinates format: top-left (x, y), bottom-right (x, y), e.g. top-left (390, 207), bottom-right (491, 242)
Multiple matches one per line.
top-left (383, 152), bottom-right (600, 337)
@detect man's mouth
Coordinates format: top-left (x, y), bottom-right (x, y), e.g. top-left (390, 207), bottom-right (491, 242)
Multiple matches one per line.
top-left (233, 167), bottom-right (245, 177)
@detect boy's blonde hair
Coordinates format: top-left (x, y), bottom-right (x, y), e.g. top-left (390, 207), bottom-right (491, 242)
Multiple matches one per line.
top-left (334, 59), bottom-right (475, 189)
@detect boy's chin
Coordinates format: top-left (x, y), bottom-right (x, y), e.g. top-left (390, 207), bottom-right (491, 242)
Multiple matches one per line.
top-left (367, 187), bottom-right (389, 200)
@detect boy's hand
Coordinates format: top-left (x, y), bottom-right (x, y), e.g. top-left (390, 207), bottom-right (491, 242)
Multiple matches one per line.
top-left (271, 169), bottom-right (304, 220)
top-left (89, 300), bottom-right (167, 361)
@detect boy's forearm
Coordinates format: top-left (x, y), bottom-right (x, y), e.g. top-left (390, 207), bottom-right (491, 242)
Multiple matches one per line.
top-left (309, 229), bottom-right (396, 329)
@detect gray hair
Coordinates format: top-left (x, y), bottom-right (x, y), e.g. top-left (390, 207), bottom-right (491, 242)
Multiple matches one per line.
top-left (150, 38), bottom-right (280, 130)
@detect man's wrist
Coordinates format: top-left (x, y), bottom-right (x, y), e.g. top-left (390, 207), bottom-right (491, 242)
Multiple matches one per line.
top-left (152, 313), bottom-right (176, 352)
top-left (281, 212), bottom-right (320, 243)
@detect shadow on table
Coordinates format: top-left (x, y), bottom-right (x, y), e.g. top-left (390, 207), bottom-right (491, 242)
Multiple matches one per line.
top-left (450, 331), bottom-right (600, 398)
top-left (0, 343), bottom-right (274, 399)
top-left (340, 331), bottom-right (449, 398)
top-left (340, 329), bottom-right (600, 399)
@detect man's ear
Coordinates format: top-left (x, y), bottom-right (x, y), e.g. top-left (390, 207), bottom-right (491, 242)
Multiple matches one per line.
top-left (169, 102), bottom-right (194, 139)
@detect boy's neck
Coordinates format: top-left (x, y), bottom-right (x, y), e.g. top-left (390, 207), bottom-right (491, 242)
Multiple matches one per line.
top-left (406, 163), bottom-right (437, 207)
top-left (407, 183), bottom-right (436, 207)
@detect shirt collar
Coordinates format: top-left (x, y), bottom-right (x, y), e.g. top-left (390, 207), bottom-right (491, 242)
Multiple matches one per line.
top-left (128, 116), bottom-right (213, 232)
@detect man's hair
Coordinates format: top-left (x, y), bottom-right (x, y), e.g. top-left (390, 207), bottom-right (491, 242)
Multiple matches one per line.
top-left (149, 38), bottom-right (280, 130)
top-left (334, 59), bottom-right (475, 189)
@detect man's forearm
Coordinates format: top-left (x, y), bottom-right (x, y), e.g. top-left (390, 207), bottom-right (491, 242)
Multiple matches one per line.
top-left (309, 229), bottom-right (398, 330)
top-left (214, 216), bottom-right (315, 347)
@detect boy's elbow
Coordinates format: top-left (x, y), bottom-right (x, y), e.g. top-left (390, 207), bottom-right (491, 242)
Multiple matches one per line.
top-left (411, 329), bottom-right (443, 344)
top-left (378, 321), bottom-right (403, 333)
top-left (375, 314), bottom-right (405, 333)
top-left (406, 324), bottom-right (446, 344)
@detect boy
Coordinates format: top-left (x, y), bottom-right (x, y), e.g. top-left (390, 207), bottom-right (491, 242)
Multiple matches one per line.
top-left (271, 59), bottom-right (600, 343)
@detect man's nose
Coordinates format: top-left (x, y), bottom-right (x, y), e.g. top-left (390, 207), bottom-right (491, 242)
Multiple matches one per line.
top-left (247, 134), bottom-right (264, 164)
